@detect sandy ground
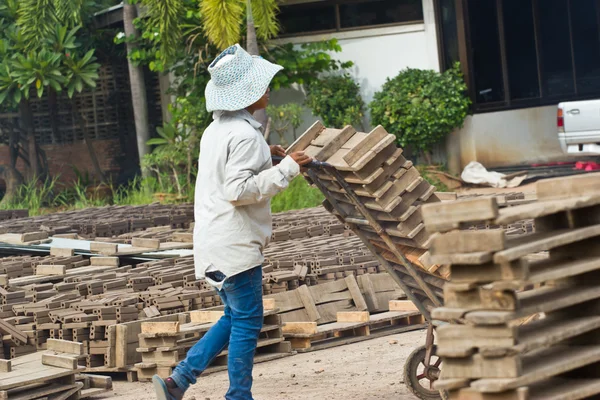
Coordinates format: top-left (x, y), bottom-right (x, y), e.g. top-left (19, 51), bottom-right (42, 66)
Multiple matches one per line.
top-left (110, 329), bottom-right (426, 400)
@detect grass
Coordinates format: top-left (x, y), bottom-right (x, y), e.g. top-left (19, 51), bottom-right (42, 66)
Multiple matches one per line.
top-left (0, 174), bottom-right (322, 216)
top-left (271, 176), bottom-right (324, 213)
top-left (416, 164), bottom-right (450, 193)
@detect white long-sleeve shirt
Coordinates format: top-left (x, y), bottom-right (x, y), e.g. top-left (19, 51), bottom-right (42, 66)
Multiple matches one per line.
top-left (193, 110), bottom-right (300, 287)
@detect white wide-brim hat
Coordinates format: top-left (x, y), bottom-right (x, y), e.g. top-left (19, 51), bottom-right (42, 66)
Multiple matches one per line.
top-left (205, 44), bottom-right (283, 113)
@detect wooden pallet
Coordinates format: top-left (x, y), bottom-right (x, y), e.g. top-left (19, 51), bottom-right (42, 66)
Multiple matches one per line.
top-left (282, 301), bottom-right (425, 352)
top-left (422, 173), bottom-right (600, 399)
top-left (0, 339), bottom-right (110, 400)
top-left (135, 307), bottom-right (294, 382)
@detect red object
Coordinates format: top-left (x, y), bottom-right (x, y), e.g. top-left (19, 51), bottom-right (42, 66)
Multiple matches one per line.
top-left (575, 161), bottom-right (600, 171)
top-left (557, 108), bottom-right (564, 130)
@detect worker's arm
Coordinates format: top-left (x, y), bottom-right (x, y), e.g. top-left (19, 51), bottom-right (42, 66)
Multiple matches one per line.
top-left (223, 136), bottom-right (299, 206)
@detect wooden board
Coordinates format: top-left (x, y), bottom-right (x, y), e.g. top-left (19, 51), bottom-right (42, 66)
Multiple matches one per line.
top-left (421, 197), bottom-right (499, 233)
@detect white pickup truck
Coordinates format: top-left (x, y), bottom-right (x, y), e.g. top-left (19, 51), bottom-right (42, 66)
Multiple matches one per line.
top-left (558, 101), bottom-right (600, 154)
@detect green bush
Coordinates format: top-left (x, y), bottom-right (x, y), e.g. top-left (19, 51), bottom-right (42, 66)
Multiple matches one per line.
top-left (305, 74), bottom-right (365, 128)
top-left (370, 63), bottom-right (470, 153)
top-left (271, 176), bottom-right (324, 213)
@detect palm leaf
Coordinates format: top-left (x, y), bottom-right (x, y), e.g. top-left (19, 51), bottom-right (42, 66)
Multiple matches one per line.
top-left (200, 0), bottom-right (244, 50)
top-left (142, 0), bottom-right (185, 65)
top-left (250, 0), bottom-right (279, 41)
top-left (17, 0), bottom-right (58, 50)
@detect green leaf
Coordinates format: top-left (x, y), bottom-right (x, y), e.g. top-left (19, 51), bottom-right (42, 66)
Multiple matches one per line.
top-left (147, 138), bottom-right (169, 145)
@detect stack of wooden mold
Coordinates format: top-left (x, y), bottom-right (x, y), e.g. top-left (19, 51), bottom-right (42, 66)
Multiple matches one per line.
top-left (0, 338), bottom-right (112, 400)
top-left (422, 172), bottom-right (600, 399)
top-left (135, 300), bottom-right (293, 381)
top-left (285, 121), bottom-right (450, 314)
top-left (267, 273), bottom-right (425, 352)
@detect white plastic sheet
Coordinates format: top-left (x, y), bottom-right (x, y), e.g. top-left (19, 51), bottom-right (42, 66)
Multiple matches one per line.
top-left (461, 161), bottom-right (526, 188)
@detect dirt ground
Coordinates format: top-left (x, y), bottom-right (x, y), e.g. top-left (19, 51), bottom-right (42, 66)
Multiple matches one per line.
top-left (110, 329), bottom-right (426, 400)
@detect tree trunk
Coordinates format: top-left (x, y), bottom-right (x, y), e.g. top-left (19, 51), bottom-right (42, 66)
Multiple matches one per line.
top-left (246, 0), bottom-right (268, 128)
top-left (0, 165), bottom-right (24, 206)
top-left (8, 121), bottom-right (19, 169)
top-left (18, 99), bottom-right (40, 180)
top-left (124, 2), bottom-right (151, 177)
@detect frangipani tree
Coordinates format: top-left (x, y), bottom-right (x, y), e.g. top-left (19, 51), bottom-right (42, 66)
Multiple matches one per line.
top-left (0, 0), bottom-right (104, 180)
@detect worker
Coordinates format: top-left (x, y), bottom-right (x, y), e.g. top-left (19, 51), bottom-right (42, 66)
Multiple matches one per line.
top-left (152, 44), bottom-right (312, 400)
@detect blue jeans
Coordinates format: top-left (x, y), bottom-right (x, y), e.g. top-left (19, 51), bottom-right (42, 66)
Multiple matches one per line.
top-left (171, 266), bottom-right (263, 400)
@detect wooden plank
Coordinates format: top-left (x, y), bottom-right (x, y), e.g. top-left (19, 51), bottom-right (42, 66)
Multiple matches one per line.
top-left (536, 172), bottom-right (600, 201)
top-left (50, 382), bottom-right (83, 400)
top-left (343, 125), bottom-right (389, 166)
top-left (357, 274), bottom-right (380, 311)
top-left (463, 285), bottom-right (600, 325)
top-left (47, 340), bottom-right (84, 356)
top-left (36, 265), bottom-right (67, 276)
top-left (0, 360), bottom-right (10, 373)
top-left (297, 285), bottom-right (321, 322)
top-left (190, 311), bottom-right (224, 324)
top-left (89, 257), bottom-right (119, 267)
top-left (141, 322), bottom-right (179, 334)
top-left (344, 275), bottom-right (368, 311)
top-left (286, 121), bottom-right (325, 154)
top-left (470, 345), bottom-right (600, 393)
top-left (5, 383), bottom-right (78, 400)
top-left (131, 238), bottom-right (160, 250)
top-left (494, 225), bottom-right (600, 264)
top-left (20, 232), bottom-right (49, 242)
top-left (389, 300), bottom-right (419, 312)
top-left (89, 243), bottom-right (118, 255)
top-left (50, 248), bottom-right (74, 257)
top-left (115, 324), bottom-right (128, 368)
top-left (282, 322), bottom-right (317, 335)
top-left (263, 298), bottom-right (276, 311)
top-left (41, 354), bottom-right (78, 370)
top-left (314, 125), bottom-right (356, 161)
top-left (431, 230), bottom-right (506, 255)
top-left (337, 311), bottom-right (369, 323)
top-left (421, 197), bottom-right (499, 233)
top-left (495, 195), bottom-right (600, 225)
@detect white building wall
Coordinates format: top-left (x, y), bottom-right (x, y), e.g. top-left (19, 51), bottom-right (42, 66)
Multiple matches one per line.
top-left (270, 0), bottom-right (440, 145)
top-left (447, 105), bottom-right (565, 172)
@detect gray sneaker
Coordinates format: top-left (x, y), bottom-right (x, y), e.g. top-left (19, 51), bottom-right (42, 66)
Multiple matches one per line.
top-left (152, 375), bottom-right (185, 400)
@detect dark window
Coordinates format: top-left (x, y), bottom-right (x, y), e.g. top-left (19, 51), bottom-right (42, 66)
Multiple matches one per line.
top-left (278, 3), bottom-right (337, 35)
top-left (538, 0), bottom-right (575, 96)
top-left (442, 0), bottom-right (600, 113)
top-left (279, 0), bottom-right (424, 37)
top-left (467, 0), bottom-right (505, 103)
top-left (438, 0), bottom-right (459, 71)
top-left (339, 0), bottom-right (423, 29)
top-left (571, 0), bottom-right (600, 94)
top-left (503, 0), bottom-right (540, 100)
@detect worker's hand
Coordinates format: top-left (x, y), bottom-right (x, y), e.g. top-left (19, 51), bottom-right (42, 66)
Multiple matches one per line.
top-left (289, 151), bottom-right (312, 166)
top-left (270, 145), bottom-right (286, 157)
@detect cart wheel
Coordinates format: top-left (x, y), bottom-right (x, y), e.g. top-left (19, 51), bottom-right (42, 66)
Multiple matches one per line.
top-left (403, 344), bottom-right (445, 400)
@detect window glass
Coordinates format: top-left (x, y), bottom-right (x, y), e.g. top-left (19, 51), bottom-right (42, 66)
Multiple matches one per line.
top-left (278, 2), bottom-right (337, 35)
top-left (339, 0), bottom-right (423, 29)
top-left (571, 0), bottom-right (600, 94)
top-left (503, 0), bottom-right (540, 100)
top-left (538, 0), bottom-right (575, 96)
top-left (468, 0), bottom-right (505, 103)
top-left (439, 0), bottom-right (459, 71)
